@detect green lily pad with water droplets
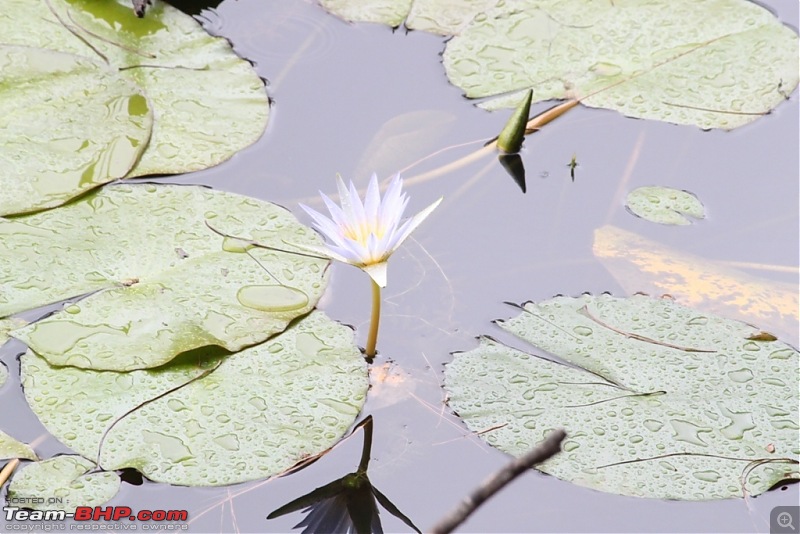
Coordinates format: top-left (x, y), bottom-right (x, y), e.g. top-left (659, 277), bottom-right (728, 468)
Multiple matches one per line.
top-left (0, 0), bottom-right (268, 205)
top-left (445, 294), bottom-right (800, 499)
top-left (7, 456), bottom-right (119, 512)
top-left (21, 311), bottom-right (369, 486)
top-left (0, 431), bottom-right (38, 462)
top-left (625, 186), bottom-right (705, 225)
top-left (321, 0), bottom-right (412, 28)
top-left (5, 183), bottom-right (329, 371)
top-left (443, 0), bottom-right (798, 130)
top-left (0, 45), bottom-right (152, 216)
top-left (1, 318), bottom-right (26, 346)
top-left (323, 0), bottom-right (798, 130)
top-left (320, 0), bottom-right (495, 35)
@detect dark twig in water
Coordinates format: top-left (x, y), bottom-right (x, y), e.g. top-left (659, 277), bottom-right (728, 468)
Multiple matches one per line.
top-left (429, 429), bottom-right (566, 534)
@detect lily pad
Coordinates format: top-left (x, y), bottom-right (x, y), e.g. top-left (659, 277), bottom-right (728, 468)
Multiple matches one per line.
top-left (4, 183), bottom-right (329, 371)
top-left (321, 0), bottom-right (413, 28)
top-left (445, 294), bottom-right (800, 499)
top-left (21, 311), bottom-right (369, 486)
top-left (406, 0), bottom-right (497, 35)
top-left (0, 0), bottom-right (268, 211)
top-left (625, 186), bottom-right (705, 225)
top-left (443, 0), bottom-right (798, 129)
top-left (320, 0), bottom-right (496, 35)
top-left (7, 456), bottom-right (119, 512)
top-left (322, 0), bottom-right (799, 130)
top-left (0, 431), bottom-right (38, 462)
top-left (0, 45), bottom-right (151, 216)
top-left (1, 318), bottom-right (26, 346)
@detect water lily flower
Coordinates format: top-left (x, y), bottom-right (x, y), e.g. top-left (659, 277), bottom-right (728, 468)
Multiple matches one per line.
top-left (300, 173), bottom-right (441, 356)
top-left (300, 173), bottom-right (441, 288)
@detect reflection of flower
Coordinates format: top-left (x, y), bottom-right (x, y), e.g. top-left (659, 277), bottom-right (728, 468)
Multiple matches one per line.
top-left (267, 416), bottom-right (420, 534)
top-left (281, 472), bottom-right (397, 534)
top-left (300, 174), bottom-right (441, 288)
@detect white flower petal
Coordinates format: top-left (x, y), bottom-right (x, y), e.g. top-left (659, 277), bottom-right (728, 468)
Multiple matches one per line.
top-left (319, 227), bottom-right (355, 252)
top-left (336, 175), bottom-right (356, 224)
top-left (362, 261), bottom-right (388, 288)
top-left (299, 203), bottom-right (330, 226)
top-left (348, 180), bottom-right (368, 239)
top-left (374, 227), bottom-right (397, 260)
top-left (391, 196), bottom-right (443, 250)
top-left (345, 238), bottom-right (372, 263)
top-left (301, 204), bottom-right (342, 243)
top-left (286, 241), bottom-right (342, 263)
top-left (321, 196), bottom-right (347, 228)
top-left (380, 175), bottom-right (406, 223)
top-left (364, 173), bottom-right (381, 223)
top-left (327, 244), bottom-right (364, 265)
top-left (366, 233), bottom-right (383, 263)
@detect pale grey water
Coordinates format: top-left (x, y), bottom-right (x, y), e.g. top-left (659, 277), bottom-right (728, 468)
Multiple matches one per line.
top-left (1, 0), bottom-right (798, 532)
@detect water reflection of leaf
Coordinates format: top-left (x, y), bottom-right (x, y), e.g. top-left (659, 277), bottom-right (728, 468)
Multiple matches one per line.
top-left (268, 416), bottom-right (421, 534)
top-left (593, 225), bottom-right (799, 342)
top-left (353, 110), bottom-right (456, 182)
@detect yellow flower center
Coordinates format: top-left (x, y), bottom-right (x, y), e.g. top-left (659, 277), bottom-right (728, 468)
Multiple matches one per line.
top-left (343, 220), bottom-right (385, 243)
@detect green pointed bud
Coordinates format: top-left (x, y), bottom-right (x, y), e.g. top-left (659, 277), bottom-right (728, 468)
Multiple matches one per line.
top-left (497, 89), bottom-right (532, 154)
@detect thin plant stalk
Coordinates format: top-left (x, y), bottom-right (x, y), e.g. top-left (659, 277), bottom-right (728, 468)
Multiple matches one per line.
top-left (0, 459), bottom-right (20, 488)
top-left (365, 280), bottom-right (381, 357)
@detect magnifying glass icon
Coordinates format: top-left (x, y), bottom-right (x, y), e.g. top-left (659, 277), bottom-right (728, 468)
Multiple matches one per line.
top-left (778, 511), bottom-right (795, 531)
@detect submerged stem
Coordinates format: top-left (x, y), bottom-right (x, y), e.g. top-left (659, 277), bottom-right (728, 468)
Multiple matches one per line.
top-left (365, 280), bottom-right (381, 357)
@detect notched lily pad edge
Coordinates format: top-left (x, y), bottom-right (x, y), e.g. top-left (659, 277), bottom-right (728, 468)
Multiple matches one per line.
top-left (444, 291), bottom-right (800, 500)
top-left (483, 291), bottom-right (795, 348)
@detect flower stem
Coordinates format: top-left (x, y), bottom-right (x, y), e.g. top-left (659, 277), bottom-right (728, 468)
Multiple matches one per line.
top-left (365, 279), bottom-right (381, 357)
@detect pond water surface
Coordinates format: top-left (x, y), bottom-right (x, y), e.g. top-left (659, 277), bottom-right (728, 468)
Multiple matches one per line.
top-left (1, 0), bottom-right (798, 532)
